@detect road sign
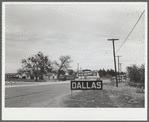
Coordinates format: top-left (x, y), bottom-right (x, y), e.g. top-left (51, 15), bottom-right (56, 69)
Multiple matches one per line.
top-left (71, 81), bottom-right (102, 90)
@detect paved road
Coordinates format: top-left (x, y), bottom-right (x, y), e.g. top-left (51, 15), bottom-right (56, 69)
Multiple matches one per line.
top-left (5, 79), bottom-right (111, 107)
top-left (5, 81), bottom-right (71, 107)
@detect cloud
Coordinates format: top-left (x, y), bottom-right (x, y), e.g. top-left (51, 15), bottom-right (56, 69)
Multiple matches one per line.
top-left (5, 3), bottom-right (146, 72)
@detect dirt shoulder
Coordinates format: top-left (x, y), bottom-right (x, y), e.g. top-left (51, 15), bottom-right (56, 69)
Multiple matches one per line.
top-left (61, 82), bottom-right (144, 108)
top-left (46, 91), bottom-right (82, 107)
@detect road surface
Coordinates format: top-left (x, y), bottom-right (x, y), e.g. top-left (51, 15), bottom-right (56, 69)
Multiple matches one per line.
top-left (5, 79), bottom-right (111, 107)
top-left (5, 81), bottom-right (71, 107)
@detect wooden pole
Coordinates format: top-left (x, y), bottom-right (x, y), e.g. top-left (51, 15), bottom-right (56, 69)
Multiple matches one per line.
top-left (108, 39), bottom-right (119, 87)
top-left (119, 63), bottom-right (122, 82)
top-left (71, 90), bottom-right (73, 99)
top-left (116, 56), bottom-right (122, 82)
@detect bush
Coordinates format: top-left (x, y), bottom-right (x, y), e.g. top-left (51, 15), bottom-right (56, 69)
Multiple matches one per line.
top-left (127, 64), bottom-right (145, 83)
top-left (128, 82), bottom-right (144, 89)
top-left (136, 88), bottom-right (144, 93)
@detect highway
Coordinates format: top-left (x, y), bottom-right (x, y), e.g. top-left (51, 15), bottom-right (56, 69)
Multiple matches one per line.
top-left (5, 79), bottom-right (111, 107)
top-left (5, 81), bottom-right (71, 107)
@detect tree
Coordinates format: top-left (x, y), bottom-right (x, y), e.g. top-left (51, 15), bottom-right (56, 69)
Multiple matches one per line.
top-left (138, 64), bottom-right (145, 83)
top-left (98, 69), bottom-right (103, 77)
top-left (67, 69), bottom-right (74, 75)
top-left (109, 69), bottom-right (115, 76)
top-left (22, 52), bottom-right (52, 81)
top-left (54, 55), bottom-right (72, 80)
top-left (102, 68), bottom-right (107, 76)
top-left (59, 70), bottom-right (65, 75)
top-left (126, 64), bottom-right (144, 83)
top-left (17, 68), bottom-right (25, 75)
top-left (98, 69), bottom-right (116, 77)
top-left (106, 69), bottom-right (110, 75)
top-left (98, 69), bottom-right (105, 77)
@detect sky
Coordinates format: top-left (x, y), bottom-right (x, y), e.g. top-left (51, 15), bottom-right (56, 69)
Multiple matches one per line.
top-left (4, 2), bottom-right (146, 73)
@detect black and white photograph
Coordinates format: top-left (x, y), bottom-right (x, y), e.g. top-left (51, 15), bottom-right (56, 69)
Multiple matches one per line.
top-left (2, 2), bottom-right (147, 120)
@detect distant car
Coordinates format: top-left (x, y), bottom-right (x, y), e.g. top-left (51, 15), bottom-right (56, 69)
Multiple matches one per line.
top-left (76, 71), bottom-right (102, 81)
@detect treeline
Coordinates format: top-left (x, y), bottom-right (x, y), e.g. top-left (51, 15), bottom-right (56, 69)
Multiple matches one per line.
top-left (97, 69), bottom-right (124, 78)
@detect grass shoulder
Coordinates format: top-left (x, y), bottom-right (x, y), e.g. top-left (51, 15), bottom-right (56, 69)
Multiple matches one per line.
top-left (63, 80), bottom-right (144, 108)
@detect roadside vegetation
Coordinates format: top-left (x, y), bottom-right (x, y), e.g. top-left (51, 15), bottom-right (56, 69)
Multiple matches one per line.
top-left (126, 64), bottom-right (145, 89)
top-left (98, 69), bottom-right (125, 78)
top-left (6, 51), bottom-right (145, 88)
top-left (63, 64), bottom-right (145, 108)
top-left (63, 80), bottom-right (144, 108)
top-left (17, 52), bottom-right (73, 82)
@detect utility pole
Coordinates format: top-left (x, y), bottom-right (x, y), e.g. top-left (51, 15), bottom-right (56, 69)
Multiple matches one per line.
top-left (116, 55), bottom-right (122, 82)
top-left (119, 63), bottom-right (122, 73)
top-left (80, 67), bottom-right (82, 79)
top-left (77, 63), bottom-right (79, 77)
top-left (108, 39), bottom-right (119, 87)
top-left (119, 63), bottom-right (122, 82)
top-left (77, 63), bottom-right (79, 72)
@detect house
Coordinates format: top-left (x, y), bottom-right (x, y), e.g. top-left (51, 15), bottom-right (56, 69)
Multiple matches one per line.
top-left (43, 73), bottom-right (57, 80)
top-left (17, 73), bottom-right (32, 79)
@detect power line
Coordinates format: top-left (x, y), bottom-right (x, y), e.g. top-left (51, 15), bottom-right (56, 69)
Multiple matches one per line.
top-left (116, 10), bottom-right (145, 53)
top-left (117, 12), bottom-right (129, 38)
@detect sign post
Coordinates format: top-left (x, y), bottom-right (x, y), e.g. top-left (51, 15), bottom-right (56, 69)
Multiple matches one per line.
top-left (70, 80), bottom-right (103, 99)
top-left (71, 90), bottom-right (73, 98)
top-left (84, 74), bottom-right (87, 81)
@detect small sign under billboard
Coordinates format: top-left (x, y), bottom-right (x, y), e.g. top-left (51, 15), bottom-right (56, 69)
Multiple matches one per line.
top-left (71, 81), bottom-right (102, 90)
